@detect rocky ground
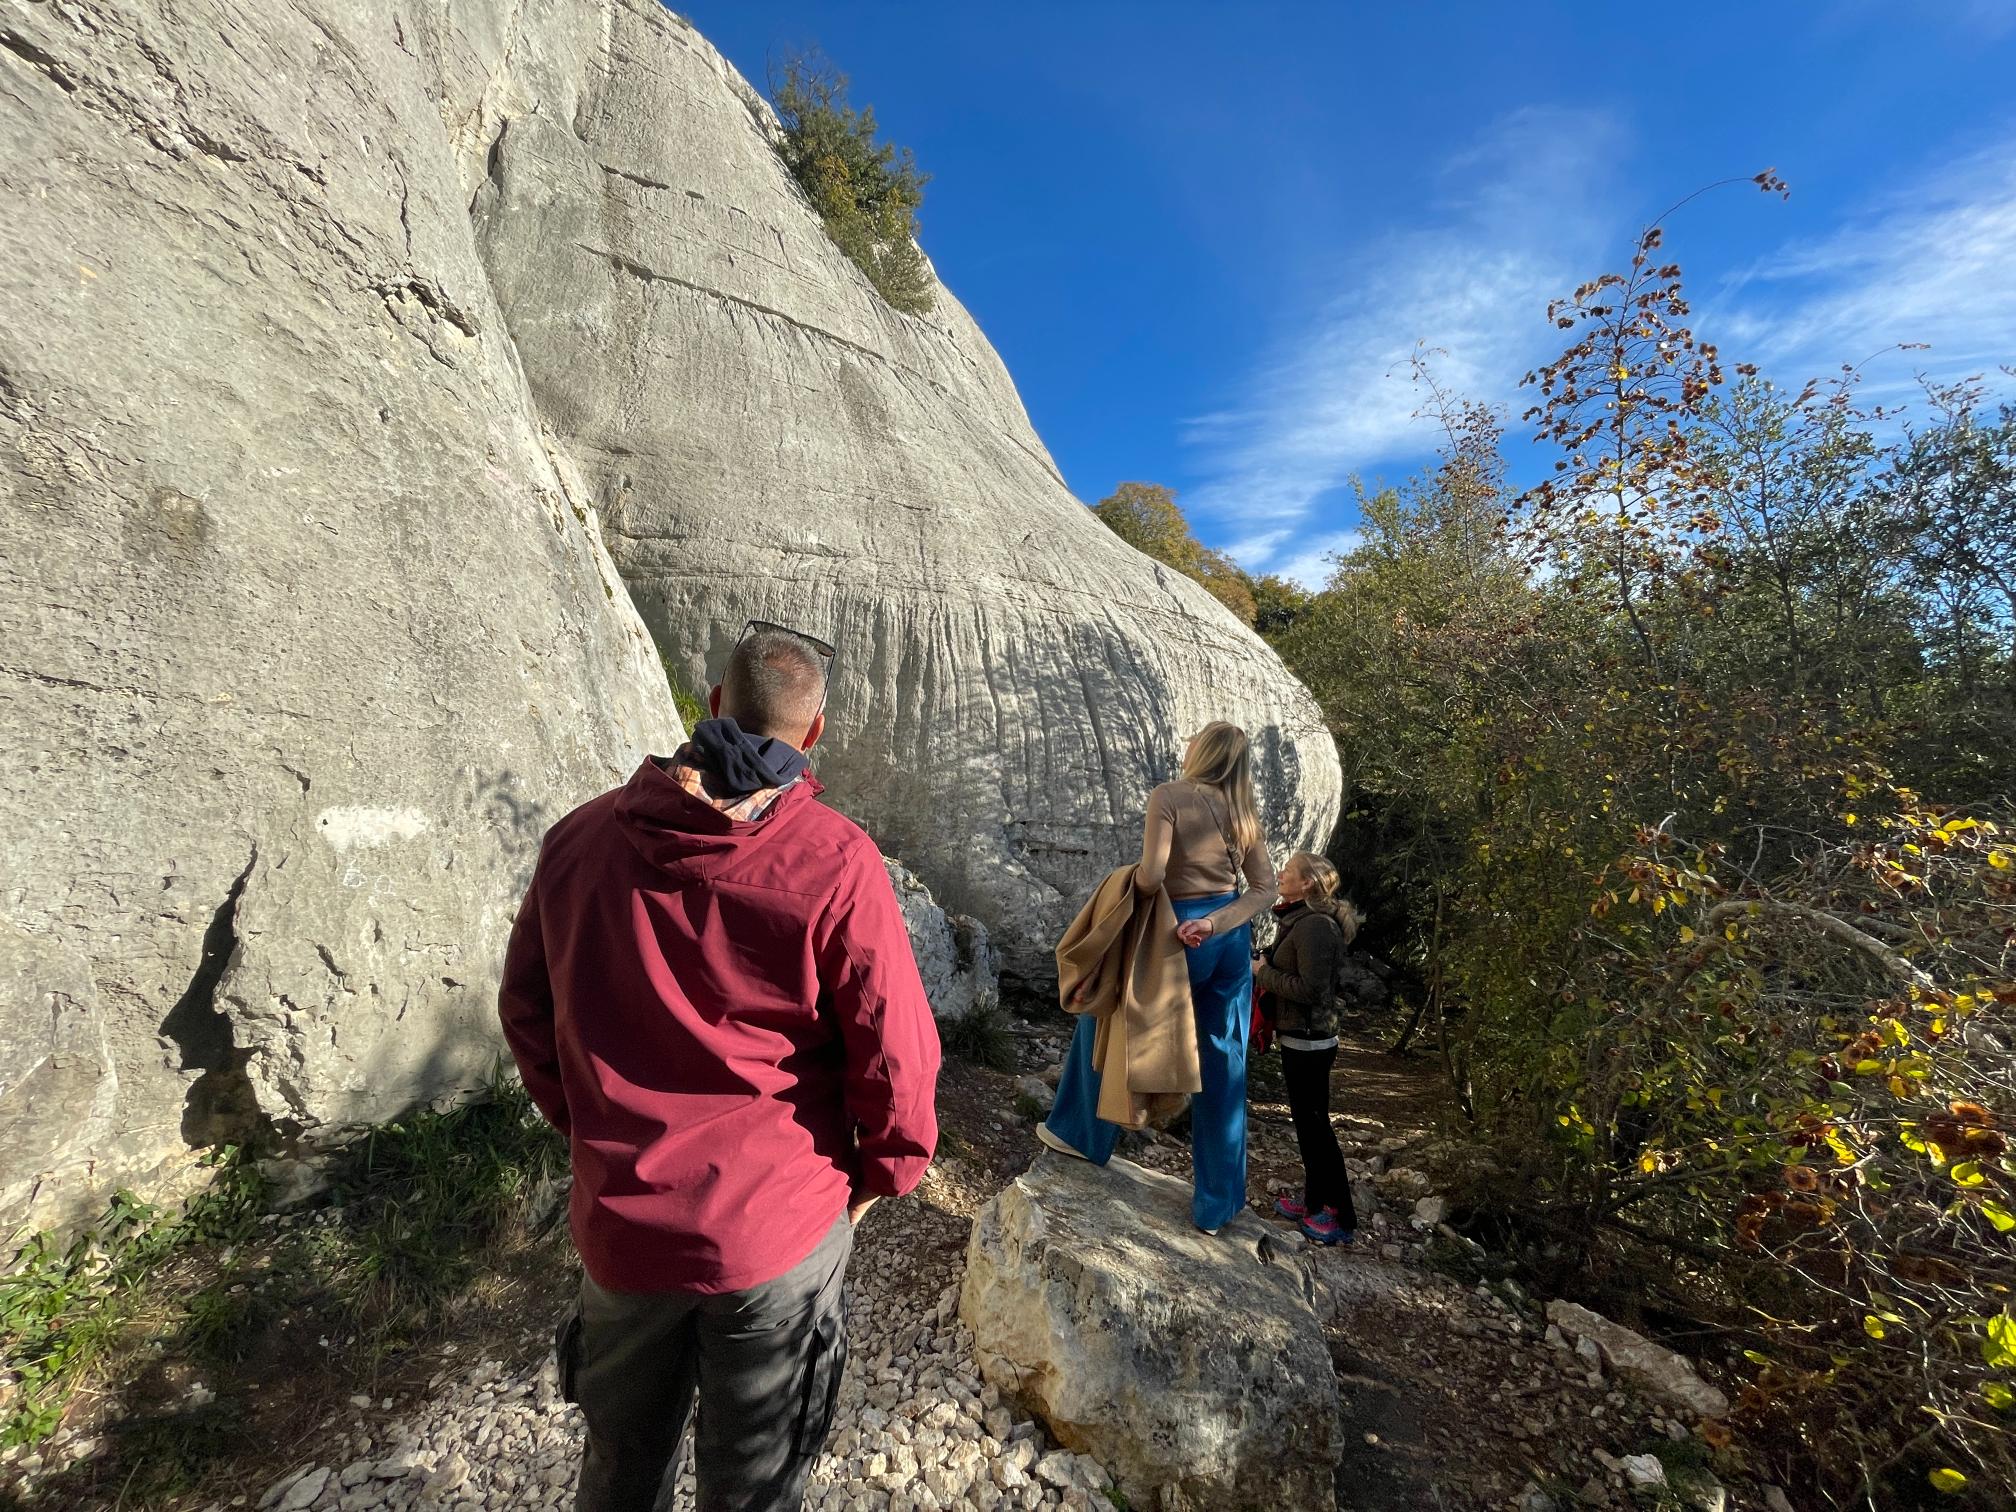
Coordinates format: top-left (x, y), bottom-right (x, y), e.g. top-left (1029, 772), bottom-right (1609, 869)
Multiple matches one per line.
top-left (6, 1004), bottom-right (1793, 1512)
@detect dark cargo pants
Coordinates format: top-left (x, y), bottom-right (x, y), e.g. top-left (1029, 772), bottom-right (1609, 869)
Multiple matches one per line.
top-left (558, 1215), bottom-right (853, 1512)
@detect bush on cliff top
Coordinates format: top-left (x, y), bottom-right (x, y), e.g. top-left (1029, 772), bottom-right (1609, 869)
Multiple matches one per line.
top-left (772, 55), bottom-right (934, 316)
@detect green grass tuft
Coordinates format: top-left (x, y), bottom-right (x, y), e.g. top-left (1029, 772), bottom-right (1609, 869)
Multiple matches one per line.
top-left (940, 1001), bottom-right (1017, 1073)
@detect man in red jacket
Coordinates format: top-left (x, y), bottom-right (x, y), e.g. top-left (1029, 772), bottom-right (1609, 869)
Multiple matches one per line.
top-left (499, 622), bottom-right (941, 1512)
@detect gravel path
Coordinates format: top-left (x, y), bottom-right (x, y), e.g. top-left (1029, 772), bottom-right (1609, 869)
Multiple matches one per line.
top-left (185, 1017), bottom-right (1770, 1512)
top-left (239, 1163), bottom-right (1120, 1512)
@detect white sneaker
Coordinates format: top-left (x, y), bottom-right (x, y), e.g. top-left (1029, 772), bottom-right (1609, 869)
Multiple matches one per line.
top-left (1036, 1122), bottom-right (1090, 1161)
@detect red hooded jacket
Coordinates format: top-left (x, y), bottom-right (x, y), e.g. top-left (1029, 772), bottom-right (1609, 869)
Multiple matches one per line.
top-left (498, 757), bottom-right (941, 1294)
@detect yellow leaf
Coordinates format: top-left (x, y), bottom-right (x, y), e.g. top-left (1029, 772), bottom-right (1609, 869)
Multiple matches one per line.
top-left (1990, 850), bottom-right (2012, 870)
top-left (1929, 1468), bottom-right (1967, 1493)
top-left (1985, 1380), bottom-right (2015, 1410)
top-left (1853, 1059), bottom-right (1883, 1075)
top-left (1987, 1315), bottom-right (2016, 1370)
top-left (1889, 1075), bottom-right (1909, 1098)
top-left (1863, 1315), bottom-right (1887, 1339)
top-left (1952, 1161), bottom-right (1988, 1188)
top-left (1678, 925), bottom-right (1696, 943)
top-left (1844, 813), bottom-right (1857, 826)
top-left (1982, 1200), bottom-right (2016, 1234)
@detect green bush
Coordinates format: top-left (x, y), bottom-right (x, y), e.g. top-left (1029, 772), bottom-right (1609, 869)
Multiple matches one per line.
top-left (1272, 194), bottom-right (2016, 1504)
top-left (772, 55), bottom-right (933, 315)
top-left (941, 1001), bottom-right (1017, 1073)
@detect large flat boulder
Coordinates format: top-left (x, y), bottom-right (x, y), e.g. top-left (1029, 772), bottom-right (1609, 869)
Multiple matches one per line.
top-left (0, 2), bottom-right (679, 1228)
top-left (464, 2), bottom-right (1343, 975)
top-left (961, 1153), bottom-right (1341, 1510)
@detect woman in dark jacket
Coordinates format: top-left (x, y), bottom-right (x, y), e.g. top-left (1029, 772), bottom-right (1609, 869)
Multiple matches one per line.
top-left (1254, 852), bottom-right (1360, 1245)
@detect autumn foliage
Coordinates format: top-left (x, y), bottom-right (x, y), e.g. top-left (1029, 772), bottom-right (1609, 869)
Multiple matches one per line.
top-left (1270, 175), bottom-right (2015, 1505)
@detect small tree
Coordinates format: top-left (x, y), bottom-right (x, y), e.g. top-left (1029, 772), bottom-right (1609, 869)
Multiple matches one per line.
top-left (1250, 574), bottom-right (1315, 637)
top-left (1091, 482), bottom-right (1259, 625)
top-left (1517, 171), bottom-right (1791, 673)
top-left (772, 55), bottom-right (934, 315)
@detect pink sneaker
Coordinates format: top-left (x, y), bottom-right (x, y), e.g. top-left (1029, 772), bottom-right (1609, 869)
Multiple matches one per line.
top-left (1300, 1208), bottom-right (1354, 1246)
top-left (1273, 1193), bottom-right (1309, 1221)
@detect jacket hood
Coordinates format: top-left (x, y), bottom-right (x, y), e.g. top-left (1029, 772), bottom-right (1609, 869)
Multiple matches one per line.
top-left (611, 756), bottom-right (826, 881)
top-left (1279, 896), bottom-right (1360, 942)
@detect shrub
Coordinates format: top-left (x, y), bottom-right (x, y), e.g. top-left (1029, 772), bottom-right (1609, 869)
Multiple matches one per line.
top-left (941, 1001), bottom-right (1017, 1073)
top-left (1270, 177), bottom-right (2016, 1503)
top-left (772, 55), bottom-right (933, 315)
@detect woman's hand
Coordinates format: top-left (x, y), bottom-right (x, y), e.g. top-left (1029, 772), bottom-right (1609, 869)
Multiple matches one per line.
top-left (1176, 917), bottom-right (1216, 949)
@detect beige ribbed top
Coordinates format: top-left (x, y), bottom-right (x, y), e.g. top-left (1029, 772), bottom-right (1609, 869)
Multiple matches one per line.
top-left (1135, 780), bottom-right (1278, 935)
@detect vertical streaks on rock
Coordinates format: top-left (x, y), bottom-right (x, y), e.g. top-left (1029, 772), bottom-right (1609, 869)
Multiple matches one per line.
top-left (466, 2), bottom-right (1342, 972)
top-left (0, 1), bottom-right (677, 1228)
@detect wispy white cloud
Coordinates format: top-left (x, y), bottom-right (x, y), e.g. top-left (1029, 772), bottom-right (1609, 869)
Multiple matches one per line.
top-left (1184, 106), bottom-right (1625, 576)
top-left (1709, 137), bottom-right (2016, 407)
top-left (1274, 529), bottom-right (1364, 592)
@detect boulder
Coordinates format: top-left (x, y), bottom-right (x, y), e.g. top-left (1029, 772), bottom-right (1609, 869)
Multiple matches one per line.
top-left (463, 2), bottom-right (1343, 974)
top-left (885, 859), bottom-right (998, 1021)
top-left (961, 1153), bottom-right (1339, 1510)
top-left (1335, 954), bottom-right (1390, 1006)
top-left (1546, 1300), bottom-right (1730, 1419)
top-left (1014, 1076), bottom-right (1056, 1116)
top-left (0, 1), bottom-right (678, 1228)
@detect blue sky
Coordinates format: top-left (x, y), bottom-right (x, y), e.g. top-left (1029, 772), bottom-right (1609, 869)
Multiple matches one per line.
top-left (681, 2), bottom-right (2016, 586)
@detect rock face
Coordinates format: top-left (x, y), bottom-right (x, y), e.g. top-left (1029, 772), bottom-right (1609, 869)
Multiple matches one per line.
top-left (1, 0), bottom-right (1340, 1227)
top-left (0, 3), bottom-right (679, 1228)
top-left (961, 1153), bottom-right (1341, 1509)
top-left (465, 2), bottom-right (1343, 973)
top-left (885, 860), bottom-right (998, 1021)
top-left (1545, 1300), bottom-right (1730, 1420)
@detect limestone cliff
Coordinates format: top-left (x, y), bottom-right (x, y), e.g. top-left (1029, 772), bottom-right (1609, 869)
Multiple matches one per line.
top-left (0, 1), bottom-right (679, 1228)
top-left (462, 1), bottom-right (1344, 974)
top-left (0, 0), bottom-right (1340, 1227)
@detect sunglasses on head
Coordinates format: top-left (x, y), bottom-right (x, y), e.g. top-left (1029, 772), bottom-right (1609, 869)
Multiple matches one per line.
top-left (740, 619), bottom-right (836, 662)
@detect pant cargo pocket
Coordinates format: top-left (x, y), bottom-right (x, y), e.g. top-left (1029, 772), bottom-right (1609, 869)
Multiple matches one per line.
top-left (554, 1303), bottom-right (584, 1405)
top-left (790, 1316), bottom-right (847, 1460)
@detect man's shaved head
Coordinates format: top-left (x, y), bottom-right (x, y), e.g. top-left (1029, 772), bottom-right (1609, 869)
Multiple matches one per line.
top-left (719, 629), bottom-right (827, 743)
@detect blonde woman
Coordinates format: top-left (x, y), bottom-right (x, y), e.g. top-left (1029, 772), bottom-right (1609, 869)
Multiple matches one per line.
top-left (1042, 722), bottom-right (1277, 1232)
top-left (1255, 853), bottom-right (1359, 1245)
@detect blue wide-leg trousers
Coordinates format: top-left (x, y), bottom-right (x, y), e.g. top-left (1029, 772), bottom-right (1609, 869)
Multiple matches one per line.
top-left (1043, 893), bottom-right (1251, 1231)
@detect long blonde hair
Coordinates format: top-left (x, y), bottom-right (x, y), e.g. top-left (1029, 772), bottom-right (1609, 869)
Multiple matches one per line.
top-left (1181, 721), bottom-right (1262, 854)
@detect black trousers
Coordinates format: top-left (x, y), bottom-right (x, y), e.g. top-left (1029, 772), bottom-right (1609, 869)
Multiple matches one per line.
top-left (1282, 1044), bottom-right (1356, 1228)
top-left (559, 1215), bottom-right (853, 1512)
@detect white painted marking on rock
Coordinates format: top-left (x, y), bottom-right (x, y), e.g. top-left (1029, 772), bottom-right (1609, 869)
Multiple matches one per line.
top-left (317, 807), bottom-right (430, 852)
